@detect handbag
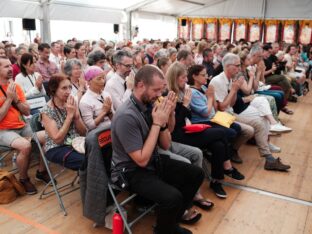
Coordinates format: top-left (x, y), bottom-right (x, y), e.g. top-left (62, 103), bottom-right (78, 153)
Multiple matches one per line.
top-left (183, 124), bottom-right (211, 133)
top-left (0, 170), bottom-right (25, 204)
top-left (72, 136), bottom-right (86, 154)
top-left (210, 111), bottom-right (236, 128)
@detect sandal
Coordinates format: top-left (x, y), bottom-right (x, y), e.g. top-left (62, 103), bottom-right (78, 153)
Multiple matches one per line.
top-left (281, 107), bottom-right (294, 115)
top-left (180, 209), bottom-right (202, 225)
top-left (193, 199), bottom-right (214, 210)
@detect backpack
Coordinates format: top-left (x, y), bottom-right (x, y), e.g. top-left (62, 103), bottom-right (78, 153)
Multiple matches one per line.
top-left (0, 170), bottom-right (25, 204)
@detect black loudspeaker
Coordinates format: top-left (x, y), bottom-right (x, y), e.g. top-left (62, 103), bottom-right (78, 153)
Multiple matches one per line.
top-left (22, 18), bottom-right (36, 30)
top-left (181, 19), bottom-right (187, 26)
top-left (114, 24), bottom-right (119, 33)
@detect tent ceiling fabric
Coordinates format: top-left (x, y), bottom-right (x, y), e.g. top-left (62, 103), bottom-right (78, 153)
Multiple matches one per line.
top-left (1, 0), bottom-right (312, 22)
top-left (0, 0), bottom-right (42, 19)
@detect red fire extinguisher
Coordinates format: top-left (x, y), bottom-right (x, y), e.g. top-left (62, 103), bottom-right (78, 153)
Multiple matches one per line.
top-left (113, 210), bottom-right (124, 234)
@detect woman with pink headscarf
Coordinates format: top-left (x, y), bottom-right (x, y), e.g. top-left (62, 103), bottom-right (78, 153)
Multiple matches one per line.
top-left (79, 66), bottom-right (113, 131)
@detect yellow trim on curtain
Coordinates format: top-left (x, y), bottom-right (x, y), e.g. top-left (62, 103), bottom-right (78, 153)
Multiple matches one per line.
top-left (265, 19), bottom-right (279, 26)
top-left (219, 18), bottom-right (232, 25)
top-left (234, 19), bottom-right (247, 25)
top-left (192, 18), bottom-right (204, 24)
top-left (248, 19), bottom-right (262, 26)
top-left (205, 18), bottom-right (217, 24)
top-left (299, 20), bottom-right (312, 28)
top-left (282, 20), bottom-right (296, 26)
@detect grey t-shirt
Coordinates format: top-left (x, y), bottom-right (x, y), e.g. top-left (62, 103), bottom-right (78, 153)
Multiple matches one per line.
top-left (111, 95), bottom-right (158, 180)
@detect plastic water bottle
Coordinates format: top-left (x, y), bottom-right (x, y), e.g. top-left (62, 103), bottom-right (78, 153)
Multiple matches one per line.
top-left (112, 210), bottom-right (124, 234)
top-left (12, 153), bottom-right (17, 168)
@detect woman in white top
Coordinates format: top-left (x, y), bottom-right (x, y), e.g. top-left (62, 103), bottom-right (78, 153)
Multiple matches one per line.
top-left (15, 53), bottom-right (46, 98)
top-left (79, 66), bottom-right (113, 131)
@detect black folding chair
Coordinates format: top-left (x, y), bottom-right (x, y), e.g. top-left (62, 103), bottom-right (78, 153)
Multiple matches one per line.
top-left (29, 113), bottom-right (79, 216)
top-left (88, 128), bottom-right (156, 234)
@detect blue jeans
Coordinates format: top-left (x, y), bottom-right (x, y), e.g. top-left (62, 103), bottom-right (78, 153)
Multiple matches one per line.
top-left (46, 145), bottom-right (85, 171)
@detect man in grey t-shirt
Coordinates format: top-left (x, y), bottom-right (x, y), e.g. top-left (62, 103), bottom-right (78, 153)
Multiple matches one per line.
top-left (111, 65), bottom-right (204, 234)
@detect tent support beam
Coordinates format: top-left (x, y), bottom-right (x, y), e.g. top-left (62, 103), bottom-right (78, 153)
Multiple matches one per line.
top-left (40, 0), bottom-right (51, 44)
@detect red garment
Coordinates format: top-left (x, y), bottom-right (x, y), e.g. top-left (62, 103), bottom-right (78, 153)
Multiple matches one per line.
top-left (12, 63), bottom-right (21, 81)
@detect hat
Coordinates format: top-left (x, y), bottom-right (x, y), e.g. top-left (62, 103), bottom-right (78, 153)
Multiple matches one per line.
top-left (84, 66), bottom-right (104, 81)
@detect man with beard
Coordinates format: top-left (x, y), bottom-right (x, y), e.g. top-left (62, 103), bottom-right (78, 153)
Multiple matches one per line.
top-left (0, 56), bottom-right (48, 194)
top-left (104, 50), bottom-right (133, 111)
top-left (111, 65), bottom-right (204, 234)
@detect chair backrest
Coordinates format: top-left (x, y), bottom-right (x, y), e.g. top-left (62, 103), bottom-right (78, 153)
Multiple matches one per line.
top-left (97, 129), bottom-right (112, 175)
top-left (29, 113), bottom-right (44, 133)
top-left (27, 95), bottom-right (49, 115)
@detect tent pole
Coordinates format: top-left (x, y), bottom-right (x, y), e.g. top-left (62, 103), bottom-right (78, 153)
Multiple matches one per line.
top-left (40, 0), bottom-right (51, 44)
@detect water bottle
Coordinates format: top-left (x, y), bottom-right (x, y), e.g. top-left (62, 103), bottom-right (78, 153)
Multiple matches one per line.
top-left (112, 210), bottom-right (124, 234)
top-left (12, 153), bottom-right (17, 168)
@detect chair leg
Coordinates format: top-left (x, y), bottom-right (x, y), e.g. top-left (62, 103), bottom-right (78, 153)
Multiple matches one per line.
top-left (108, 184), bottom-right (132, 234)
top-left (33, 134), bottom-right (67, 216)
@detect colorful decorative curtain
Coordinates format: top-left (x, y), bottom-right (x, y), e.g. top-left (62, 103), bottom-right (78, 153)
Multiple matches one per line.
top-left (234, 19), bottom-right (247, 41)
top-left (264, 20), bottom-right (280, 43)
top-left (281, 20), bottom-right (296, 44)
top-left (178, 17), bottom-right (190, 40)
top-left (205, 18), bottom-right (218, 41)
top-left (248, 19), bottom-right (263, 42)
top-left (218, 18), bottom-right (232, 41)
top-left (299, 20), bottom-right (312, 45)
top-left (191, 18), bottom-right (204, 40)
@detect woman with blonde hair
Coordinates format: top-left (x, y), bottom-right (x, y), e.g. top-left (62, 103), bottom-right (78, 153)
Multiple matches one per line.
top-left (194, 41), bottom-right (208, 65)
top-left (166, 62), bottom-right (245, 198)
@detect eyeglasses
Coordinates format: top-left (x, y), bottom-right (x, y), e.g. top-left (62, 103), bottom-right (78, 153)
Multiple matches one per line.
top-left (119, 63), bottom-right (133, 69)
top-left (231, 64), bottom-right (241, 67)
top-left (199, 73), bottom-right (207, 76)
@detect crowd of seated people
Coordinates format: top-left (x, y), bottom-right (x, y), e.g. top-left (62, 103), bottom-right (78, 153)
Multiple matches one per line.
top-left (1, 36), bottom-right (311, 234)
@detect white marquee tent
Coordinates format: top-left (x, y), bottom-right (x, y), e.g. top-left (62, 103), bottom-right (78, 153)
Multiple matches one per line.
top-left (1, 0), bottom-right (312, 43)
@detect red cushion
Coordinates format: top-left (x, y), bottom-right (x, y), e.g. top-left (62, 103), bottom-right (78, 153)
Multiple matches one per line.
top-left (183, 124), bottom-right (211, 133)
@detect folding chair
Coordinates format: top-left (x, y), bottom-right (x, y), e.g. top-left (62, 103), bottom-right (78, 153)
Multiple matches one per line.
top-left (26, 94), bottom-right (50, 115)
top-left (29, 113), bottom-right (79, 216)
top-left (90, 128), bottom-right (156, 234)
top-left (0, 146), bottom-right (15, 169)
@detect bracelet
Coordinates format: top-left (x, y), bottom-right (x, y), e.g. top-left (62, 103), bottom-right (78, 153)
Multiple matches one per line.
top-left (152, 123), bottom-right (162, 128)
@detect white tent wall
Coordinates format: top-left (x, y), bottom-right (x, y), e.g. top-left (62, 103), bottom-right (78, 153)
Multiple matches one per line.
top-left (183, 0), bottom-right (312, 19)
top-left (131, 11), bottom-right (177, 41)
top-left (184, 0), bottom-right (264, 18)
top-left (49, 3), bottom-right (127, 23)
top-left (1, 0), bottom-right (312, 44)
top-left (265, 0), bottom-right (312, 19)
top-left (50, 20), bottom-right (124, 43)
top-left (0, 18), bottom-right (41, 44)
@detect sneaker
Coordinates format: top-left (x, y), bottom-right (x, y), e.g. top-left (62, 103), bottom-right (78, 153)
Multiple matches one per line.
top-left (270, 124), bottom-right (292, 133)
top-left (224, 167), bottom-right (245, 180)
top-left (264, 157), bottom-right (291, 171)
top-left (231, 150), bottom-right (243, 164)
top-left (35, 170), bottom-right (57, 186)
top-left (20, 178), bottom-right (37, 195)
top-left (269, 143), bottom-right (281, 153)
top-left (210, 181), bottom-right (227, 198)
